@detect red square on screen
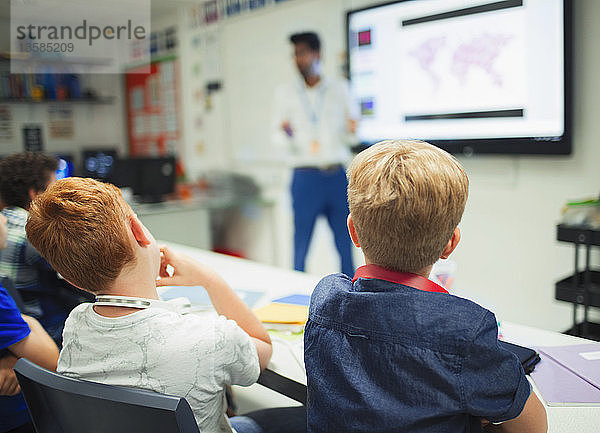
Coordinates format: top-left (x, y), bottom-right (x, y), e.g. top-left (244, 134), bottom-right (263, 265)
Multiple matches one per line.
top-left (358, 30), bottom-right (371, 46)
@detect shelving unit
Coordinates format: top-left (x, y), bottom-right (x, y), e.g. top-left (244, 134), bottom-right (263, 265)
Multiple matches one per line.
top-left (0, 97), bottom-right (114, 104)
top-left (555, 224), bottom-right (600, 340)
top-left (0, 52), bottom-right (117, 102)
top-left (0, 52), bottom-right (113, 67)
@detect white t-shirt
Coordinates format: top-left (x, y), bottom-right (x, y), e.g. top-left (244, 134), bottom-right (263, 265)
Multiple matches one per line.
top-left (57, 303), bottom-right (260, 433)
top-left (271, 76), bottom-right (359, 167)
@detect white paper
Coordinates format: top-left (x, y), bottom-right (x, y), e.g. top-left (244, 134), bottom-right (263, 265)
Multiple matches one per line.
top-left (579, 351), bottom-right (600, 361)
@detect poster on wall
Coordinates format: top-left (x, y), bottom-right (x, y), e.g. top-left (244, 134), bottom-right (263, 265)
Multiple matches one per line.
top-left (0, 106), bottom-right (14, 141)
top-left (125, 59), bottom-right (180, 157)
top-left (48, 105), bottom-right (74, 139)
top-left (188, 0), bottom-right (297, 28)
top-left (22, 125), bottom-right (43, 151)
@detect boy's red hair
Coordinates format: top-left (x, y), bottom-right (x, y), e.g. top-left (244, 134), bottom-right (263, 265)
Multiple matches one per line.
top-left (26, 177), bottom-right (136, 294)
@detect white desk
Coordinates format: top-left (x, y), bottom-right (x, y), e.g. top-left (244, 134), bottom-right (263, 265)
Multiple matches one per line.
top-left (164, 242), bottom-right (600, 433)
top-left (135, 194), bottom-right (276, 256)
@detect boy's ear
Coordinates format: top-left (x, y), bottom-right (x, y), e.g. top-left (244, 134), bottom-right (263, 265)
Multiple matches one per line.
top-left (130, 215), bottom-right (151, 247)
top-left (347, 214), bottom-right (360, 248)
top-left (440, 227), bottom-right (461, 259)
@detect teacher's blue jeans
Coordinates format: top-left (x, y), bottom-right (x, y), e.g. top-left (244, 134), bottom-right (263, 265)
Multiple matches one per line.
top-left (291, 166), bottom-right (354, 277)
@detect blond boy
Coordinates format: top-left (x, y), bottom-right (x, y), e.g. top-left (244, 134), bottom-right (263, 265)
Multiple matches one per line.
top-left (304, 140), bottom-right (547, 433)
top-left (25, 177), bottom-right (273, 433)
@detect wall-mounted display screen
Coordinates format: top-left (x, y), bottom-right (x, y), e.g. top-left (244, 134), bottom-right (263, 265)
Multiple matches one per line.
top-left (347, 0), bottom-right (571, 155)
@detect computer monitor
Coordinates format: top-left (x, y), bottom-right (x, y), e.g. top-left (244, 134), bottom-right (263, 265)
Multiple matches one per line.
top-left (111, 158), bottom-right (140, 190)
top-left (55, 154), bottom-right (74, 180)
top-left (135, 157), bottom-right (176, 203)
top-left (81, 149), bottom-right (117, 180)
top-left (112, 156), bottom-right (176, 203)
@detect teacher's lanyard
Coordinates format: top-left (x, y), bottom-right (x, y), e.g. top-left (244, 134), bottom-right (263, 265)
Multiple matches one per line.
top-left (298, 81), bottom-right (327, 131)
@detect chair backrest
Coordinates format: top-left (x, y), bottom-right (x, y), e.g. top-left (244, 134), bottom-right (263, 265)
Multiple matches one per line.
top-left (0, 276), bottom-right (26, 311)
top-left (14, 358), bottom-right (200, 433)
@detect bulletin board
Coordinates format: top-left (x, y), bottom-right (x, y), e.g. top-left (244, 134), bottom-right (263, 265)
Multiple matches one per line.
top-left (125, 58), bottom-right (180, 156)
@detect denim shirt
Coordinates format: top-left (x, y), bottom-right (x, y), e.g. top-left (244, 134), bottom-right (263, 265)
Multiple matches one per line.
top-left (304, 266), bottom-right (531, 433)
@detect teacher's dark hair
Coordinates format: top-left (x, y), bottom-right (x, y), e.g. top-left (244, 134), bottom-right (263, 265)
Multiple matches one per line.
top-left (290, 32), bottom-right (321, 52)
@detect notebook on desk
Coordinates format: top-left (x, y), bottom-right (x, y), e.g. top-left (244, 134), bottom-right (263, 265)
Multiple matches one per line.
top-left (253, 294), bottom-right (310, 333)
top-left (537, 343), bottom-right (600, 390)
top-left (530, 352), bottom-right (600, 406)
top-left (272, 294), bottom-right (310, 306)
top-left (253, 303), bottom-right (308, 324)
top-left (498, 340), bottom-right (540, 374)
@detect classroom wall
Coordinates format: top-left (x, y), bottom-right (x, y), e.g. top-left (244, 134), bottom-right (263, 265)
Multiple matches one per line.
top-left (178, 11), bottom-right (230, 175)
top-left (178, 0), bottom-right (599, 332)
top-left (0, 19), bottom-right (127, 161)
top-left (0, 8), bottom-right (181, 167)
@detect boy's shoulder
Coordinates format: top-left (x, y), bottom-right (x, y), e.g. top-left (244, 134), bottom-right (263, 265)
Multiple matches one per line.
top-left (64, 305), bottom-right (252, 352)
top-left (311, 272), bottom-right (489, 311)
top-left (67, 301), bottom-right (90, 317)
top-left (309, 273), bottom-right (495, 352)
top-left (60, 306), bottom-right (259, 386)
top-left (66, 303), bottom-right (210, 330)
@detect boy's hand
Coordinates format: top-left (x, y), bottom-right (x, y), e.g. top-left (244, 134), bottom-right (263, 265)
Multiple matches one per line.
top-left (158, 246), bottom-right (272, 368)
top-left (157, 246), bottom-right (215, 288)
top-left (0, 355), bottom-right (20, 396)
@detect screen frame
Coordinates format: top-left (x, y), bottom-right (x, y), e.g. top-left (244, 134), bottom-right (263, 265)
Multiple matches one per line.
top-left (345, 0), bottom-right (573, 156)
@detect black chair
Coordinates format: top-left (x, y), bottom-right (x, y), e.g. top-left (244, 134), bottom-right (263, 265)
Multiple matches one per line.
top-left (14, 358), bottom-right (200, 433)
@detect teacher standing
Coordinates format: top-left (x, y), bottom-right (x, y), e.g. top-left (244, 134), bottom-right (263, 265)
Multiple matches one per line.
top-left (272, 32), bottom-right (358, 276)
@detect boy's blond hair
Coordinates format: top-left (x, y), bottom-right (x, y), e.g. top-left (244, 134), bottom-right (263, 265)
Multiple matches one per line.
top-left (26, 177), bottom-right (136, 294)
top-left (347, 140), bottom-right (469, 273)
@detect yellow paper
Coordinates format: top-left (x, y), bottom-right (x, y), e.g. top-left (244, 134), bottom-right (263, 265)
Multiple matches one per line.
top-left (254, 303), bottom-right (309, 324)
